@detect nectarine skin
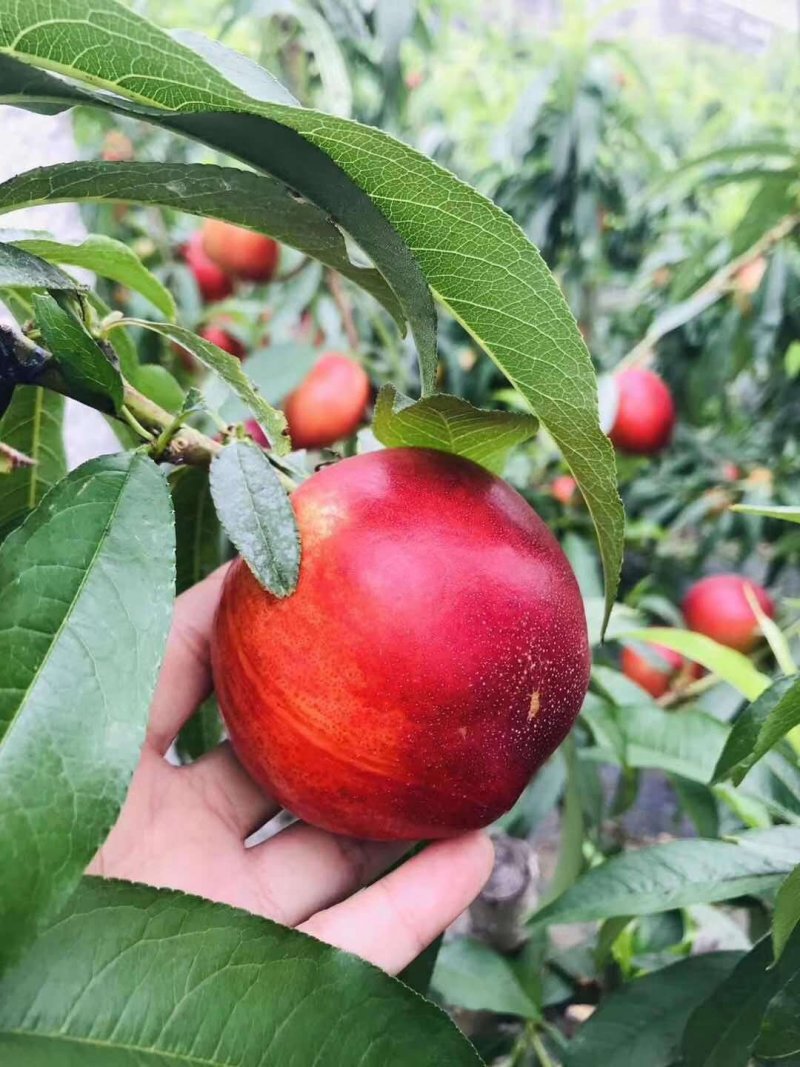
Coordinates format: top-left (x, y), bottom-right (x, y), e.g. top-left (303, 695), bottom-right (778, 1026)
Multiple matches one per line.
top-left (609, 368), bottom-right (675, 455)
top-left (183, 233), bottom-right (233, 303)
top-left (285, 353), bottom-right (371, 450)
top-left (202, 220), bottom-right (279, 283)
top-left (212, 448), bottom-right (590, 840)
top-left (683, 574), bottom-right (774, 652)
top-left (621, 643), bottom-right (684, 698)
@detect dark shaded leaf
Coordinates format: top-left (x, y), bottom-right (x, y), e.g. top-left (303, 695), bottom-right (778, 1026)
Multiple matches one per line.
top-left (171, 465), bottom-right (223, 595)
top-left (0, 385), bottom-right (64, 539)
top-left (774, 864), bottom-right (800, 961)
top-left (0, 453), bottom-right (174, 967)
top-left (713, 675), bottom-right (800, 786)
top-left (0, 240), bottom-right (81, 290)
top-left (432, 937), bottom-right (539, 1019)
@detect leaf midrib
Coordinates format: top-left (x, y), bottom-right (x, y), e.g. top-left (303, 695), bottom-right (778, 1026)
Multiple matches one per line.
top-left (0, 458), bottom-right (135, 759)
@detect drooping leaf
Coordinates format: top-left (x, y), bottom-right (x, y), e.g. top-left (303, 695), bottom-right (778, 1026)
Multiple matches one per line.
top-left (0, 240), bottom-right (82, 290)
top-left (532, 830), bottom-right (800, 927)
top-left (564, 952), bottom-right (743, 1067)
top-left (115, 319), bottom-right (289, 453)
top-left (373, 384), bottom-right (539, 474)
top-left (11, 232), bottom-right (176, 319)
top-left (432, 938), bottom-right (539, 1020)
top-left (0, 164), bottom-right (403, 325)
top-left (712, 675), bottom-right (800, 786)
top-left (0, 878), bottom-right (482, 1065)
top-left (774, 864), bottom-right (800, 961)
top-left (732, 503), bottom-right (800, 524)
top-left (33, 292), bottom-right (123, 414)
top-left (0, 4), bottom-right (623, 628)
top-left (0, 385), bottom-right (64, 539)
top-left (171, 465), bottom-right (223, 595)
top-left (621, 627), bottom-right (770, 701)
top-left (683, 929), bottom-right (800, 1067)
top-left (0, 453), bottom-right (175, 968)
top-left (209, 441), bottom-right (299, 596)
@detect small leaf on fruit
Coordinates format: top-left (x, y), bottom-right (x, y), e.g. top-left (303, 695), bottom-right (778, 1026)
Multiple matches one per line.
top-left (116, 319), bottom-right (289, 454)
top-left (373, 385), bottom-right (538, 474)
top-left (210, 440), bottom-right (300, 597)
top-left (33, 293), bottom-right (123, 414)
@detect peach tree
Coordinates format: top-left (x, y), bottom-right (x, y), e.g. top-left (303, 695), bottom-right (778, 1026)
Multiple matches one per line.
top-left (0, 2), bottom-right (798, 1065)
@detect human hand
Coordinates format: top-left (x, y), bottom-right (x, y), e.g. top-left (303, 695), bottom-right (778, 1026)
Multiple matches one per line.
top-left (91, 567), bottom-right (494, 974)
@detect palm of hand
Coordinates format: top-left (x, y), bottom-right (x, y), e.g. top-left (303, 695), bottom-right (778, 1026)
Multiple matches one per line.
top-left (92, 568), bottom-right (493, 974)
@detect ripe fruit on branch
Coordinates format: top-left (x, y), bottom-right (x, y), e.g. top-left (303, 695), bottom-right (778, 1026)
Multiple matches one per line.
top-left (183, 232), bottom-right (234, 303)
top-left (199, 324), bottom-right (246, 361)
top-left (551, 475), bottom-right (578, 506)
top-left (609, 368), bottom-right (675, 455)
top-left (212, 447), bottom-right (590, 840)
top-left (202, 220), bottom-right (280, 283)
top-left (284, 353), bottom-right (371, 450)
top-left (621, 642), bottom-right (699, 698)
top-left (683, 574), bottom-right (774, 653)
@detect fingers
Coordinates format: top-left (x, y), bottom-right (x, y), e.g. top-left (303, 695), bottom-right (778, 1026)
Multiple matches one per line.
top-left (248, 824), bottom-right (409, 926)
top-left (299, 831), bottom-right (494, 974)
top-left (146, 565), bottom-right (230, 754)
top-left (185, 741), bottom-right (279, 838)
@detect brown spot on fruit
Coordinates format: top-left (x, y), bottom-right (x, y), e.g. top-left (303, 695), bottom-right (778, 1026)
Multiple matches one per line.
top-left (528, 691), bottom-right (540, 721)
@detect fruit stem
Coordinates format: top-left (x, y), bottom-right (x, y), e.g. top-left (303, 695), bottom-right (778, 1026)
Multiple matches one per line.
top-left (327, 269), bottom-right (360, 352)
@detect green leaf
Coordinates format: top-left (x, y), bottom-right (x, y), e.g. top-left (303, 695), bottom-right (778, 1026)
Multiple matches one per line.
top-left (547, 736), bottom-right (585, 902)
top-left (0, 240), bottom-right (82, 290)
top-left (11, 233), bottom-right (176, 319)
top-left (621, 627), bottom-right (770, 702)
top-left (564, 952), bottom-right (743, 1067)
top-left (0, 385), bottom-right (64, 539)
top-left (774, 864), bottom-right (800, 961)
top-left (176, 694), bottom-right (224, 764)
top-left (0, 163), bottom-right (403, 325)
top-left (533, 831), bottom-right (800, 927)
top-left (171, 465), bottom-right (223, 595)
top-left (0, 878), bottom-right (482, 1065)
top-left (0, 3), bottom-right (623, 629)
top-left (731, 503), bottom-right (800, 524)
top-left (33, 293), bottom-right (123, 414)
top-left (226, 341), bottom-right (321, 407)
top-left (132, 362), bottom-right (185, 413)
top-left (432, 938), bottom-right (539, 1020)
top-left (712, 675), bottom-right (800, 786)
top-left (209, 441), bottom-right (299, 597)
top-left (757, 962), bottom-right (800, 1060)
top-left (116, 319), bottom-right (289, 454)
top-left (372, 385), bottom-right (539, 474)
top-left (683, 929), bottom-right (800, 1067)
top-left (399, 934), bottom-right (442, 998)
top-left (0, 453), bottom-right (174, 968)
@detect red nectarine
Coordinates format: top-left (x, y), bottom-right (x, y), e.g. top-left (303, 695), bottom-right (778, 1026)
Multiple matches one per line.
top-left (683, 574), bottom-right (774, 653)
top-left (183, 232), bottom-right (233, 303)
top-left (212, 447), bottom-right (591, 840)
top-left (200, 324), bottom-right (246, 361)
top-left (609, 368), bottom-right (675, 455)
top-left (202, 220), bottom-right (280, 283)
top-left (622, 643), bottom-right (687, 698)
top-left (551, 475), bottom-right (578, 506)
top-left (284, 353), bottom-right (371, 450)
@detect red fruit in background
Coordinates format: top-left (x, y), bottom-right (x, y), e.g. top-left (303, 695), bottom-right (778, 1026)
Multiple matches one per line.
top-left (622, 643), bottom-right (685, 698)
top-left (735, 256), bottom-right (767, 297)
top-left (212, 448), bottom-right (590, 840)
top-left (202, 220), bottom-right (280, 283)
top-left (683, 574), bottom-right (775, 652)
top-left (245, 419), bottom-right (270, 448)
top-left (721, 462), bottom-right (741, 482)
top-left (183, 233), bottom-right (234, 302)
top-left (284, 353), bottom-right (371, 450)
top-left (200, 324), bottom-right (246, 360)
top-left (551, 475), bottom-right (578, 505)
top-left (101, 130), bottom-right (134, 162)
top-left (609, 368), bottom-right (675, 455)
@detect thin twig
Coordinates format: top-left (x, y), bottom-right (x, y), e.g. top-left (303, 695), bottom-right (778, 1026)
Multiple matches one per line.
top-left (327, 270), bottom-right (359, 351)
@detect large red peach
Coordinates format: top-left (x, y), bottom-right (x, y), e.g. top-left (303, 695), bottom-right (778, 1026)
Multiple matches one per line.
top-left (212, 447), bottom-right (590, 840)
top-left (284, 353), bottom-right (371, 450)
top-left (683, 574), bottom-right (774, 653)
top-left (202, 220), bottom-right (280, 283)
top-left (609, 368), bottom-right (675, 455)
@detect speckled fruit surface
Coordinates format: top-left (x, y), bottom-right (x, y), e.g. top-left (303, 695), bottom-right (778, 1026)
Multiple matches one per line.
top-left (683, 574), bottom-right (774, 652)
top-left (284, 353), bottom-right (371, 450)
top-left (609, 368), bottom-right (675, 455)
top-left (202, 220), bottom-right (279, 282)
top-left (212, 447), bottom-right (590, 840)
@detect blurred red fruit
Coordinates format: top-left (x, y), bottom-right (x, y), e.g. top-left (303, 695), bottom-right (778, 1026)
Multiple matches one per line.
top-left (245, 420), bottom-right (270, 448)
top-left (212, 447), bottom-right (591, 839)
top-left (183, 232), bottom-right (234, 302)
top-left (551, 475), bottom-right (578, 505)
top-left (609, 368), bottom-right (675, 455)
top-left (202, 220), bottom-right (280, 283)
top-left (683, 574), bottom-right (775, 652)
top-left (622, 643), bottom-right (685, 698)
top-left (285, 353), bottom-right (371, 450)
top-left (200, 324), bottom-right (246, 360)
top-left (721, 462), bottom-right (741, 482)
top-left (101, 130), bottom-right (134, 162)
top-left (735, 256), bottom-right (767, 297)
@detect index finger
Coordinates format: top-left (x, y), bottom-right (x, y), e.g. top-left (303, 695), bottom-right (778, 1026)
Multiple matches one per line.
top-left (146, 564), bottom-right (230, 754)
